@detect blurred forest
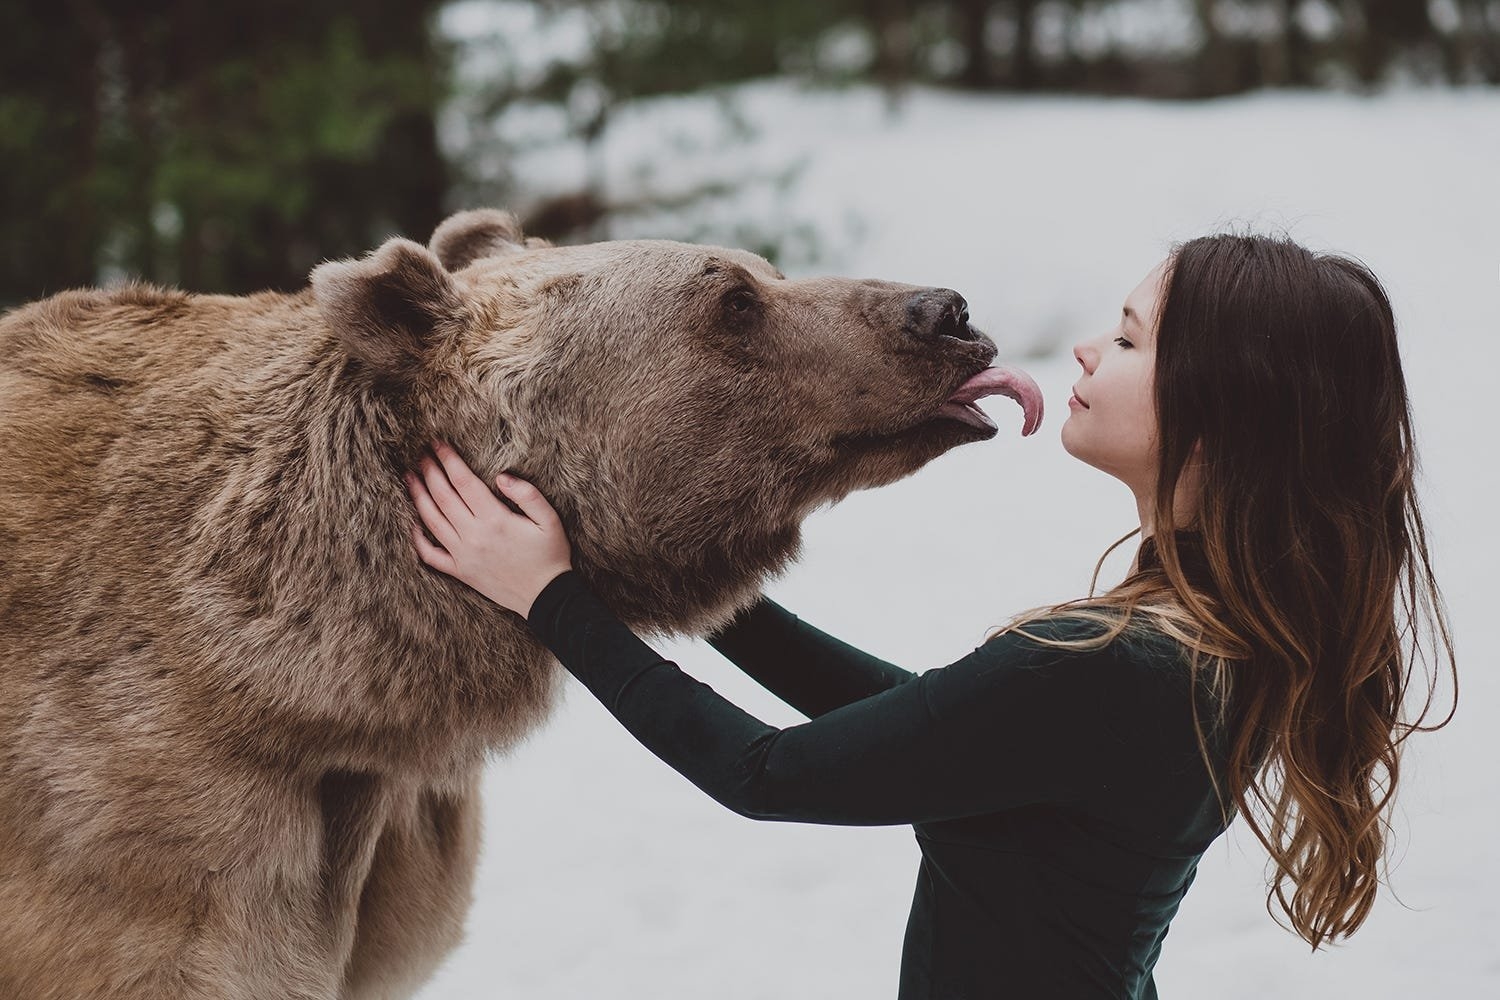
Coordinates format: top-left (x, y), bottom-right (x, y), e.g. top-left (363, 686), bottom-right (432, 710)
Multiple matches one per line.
top-left (2, 0), bottom-right (1496, 305)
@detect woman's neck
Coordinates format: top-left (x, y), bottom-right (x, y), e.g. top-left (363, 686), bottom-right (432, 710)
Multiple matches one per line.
top-left (1132, 461), bottom-right (1203, 544)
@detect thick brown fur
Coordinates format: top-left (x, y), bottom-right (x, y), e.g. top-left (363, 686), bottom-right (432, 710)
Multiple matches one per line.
top-left (0, 209), bottom-right (1001, 998)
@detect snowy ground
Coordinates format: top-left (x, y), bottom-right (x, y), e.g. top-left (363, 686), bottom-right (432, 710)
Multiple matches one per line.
top-left (418, 80), bottom-right (1499, 998)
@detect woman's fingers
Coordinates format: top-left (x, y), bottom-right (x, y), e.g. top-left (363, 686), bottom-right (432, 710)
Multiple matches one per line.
top-left (497, 473), bottom-right (561, 530)
top-left (431, 440), bottom-right (500, 519)
top-left (405, 472), bottom-right (461, 549)
top-left (411, 524), bottom-right (458, 575)
top-left (418, 452), bottom-right (476, 526)
top-left (402, 449), bottom-right (572, 612)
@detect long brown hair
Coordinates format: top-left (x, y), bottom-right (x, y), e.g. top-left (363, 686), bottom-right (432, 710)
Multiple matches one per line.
top-left (1001, 232), bottom-right (1457, 951)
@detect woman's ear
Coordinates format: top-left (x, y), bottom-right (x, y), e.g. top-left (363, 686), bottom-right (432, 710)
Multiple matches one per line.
top-left (311, 238), bottom-right (466, 393)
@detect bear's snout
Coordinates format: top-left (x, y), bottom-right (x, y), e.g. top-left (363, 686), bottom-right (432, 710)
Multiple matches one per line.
top-left (903, 289), bottom-right (981, 344)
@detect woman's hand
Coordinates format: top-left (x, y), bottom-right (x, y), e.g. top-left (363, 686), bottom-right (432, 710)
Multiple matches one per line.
top-left (404, 440), bottom-right (573, 618)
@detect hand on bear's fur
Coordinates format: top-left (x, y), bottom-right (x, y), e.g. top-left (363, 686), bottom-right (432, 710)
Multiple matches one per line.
top-left (405, 440), bottom-right (574, 619)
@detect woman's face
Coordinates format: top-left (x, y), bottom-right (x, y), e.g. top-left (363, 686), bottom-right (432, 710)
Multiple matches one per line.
top-left (1061, 258), bottom-right (1170, 496)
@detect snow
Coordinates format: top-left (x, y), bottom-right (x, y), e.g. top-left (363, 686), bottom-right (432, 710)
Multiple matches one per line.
top-left (417, 77), bottom-right (1500, 999)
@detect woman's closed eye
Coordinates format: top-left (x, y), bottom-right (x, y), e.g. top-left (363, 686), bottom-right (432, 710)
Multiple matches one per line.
top-left (1114, 335), bottom-right (1134, 349)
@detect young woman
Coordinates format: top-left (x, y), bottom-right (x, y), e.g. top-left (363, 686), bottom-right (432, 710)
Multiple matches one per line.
top-left (405, 233), bottom-right (1456, 999)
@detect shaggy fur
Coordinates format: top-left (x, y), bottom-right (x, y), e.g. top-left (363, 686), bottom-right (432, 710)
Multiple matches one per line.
top-left (0, 209), bottom-right (1002, 998)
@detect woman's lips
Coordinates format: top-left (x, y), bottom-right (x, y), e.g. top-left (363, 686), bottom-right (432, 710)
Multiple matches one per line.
top-left (1069, 388), bottom-right (1090, 410)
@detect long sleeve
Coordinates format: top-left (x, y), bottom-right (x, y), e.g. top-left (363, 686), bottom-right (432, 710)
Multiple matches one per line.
top-left (705, 596), bottom-right (915, 717)
top-left (528, 571), bottom-right (1158, 827)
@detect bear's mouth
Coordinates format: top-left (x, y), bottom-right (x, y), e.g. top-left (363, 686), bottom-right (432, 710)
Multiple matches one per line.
top-left (830, 363), bottom-right (1044, 456)
top-left (928, 365), bottom-right (1044, 437)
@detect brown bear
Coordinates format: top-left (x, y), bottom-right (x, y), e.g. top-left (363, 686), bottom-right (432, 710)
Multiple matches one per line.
top-left (0, 209), bottom-right (1041, 999)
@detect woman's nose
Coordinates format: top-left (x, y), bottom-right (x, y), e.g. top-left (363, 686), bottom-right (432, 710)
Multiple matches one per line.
top-left (1072, 343), bottom-right (1095, 374)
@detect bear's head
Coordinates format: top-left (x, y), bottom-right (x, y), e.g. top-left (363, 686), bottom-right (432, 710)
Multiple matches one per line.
top-left (312, 209), bottom-right (1041, 633)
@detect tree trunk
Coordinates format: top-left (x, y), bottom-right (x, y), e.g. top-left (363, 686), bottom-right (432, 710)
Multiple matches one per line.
top-left (63, 8), bottom-right (104, 291)
top-left (1348, 0), bottom-right (1437, 86)
top-left (119, 15), bottom-right (161, 283)
top-left (1450, 0), bottom-right (1500, 83)
top-left (868, 0), bottom-right (913, 101)
top-left (1013, 0), bottom-right (1039, 90)
top-left (955, 0), bottom-right (993, 88)
top-left (1193, 0), bottom-right (1233, 94)
top-left (1275, 0), bottom-right (1313, 85)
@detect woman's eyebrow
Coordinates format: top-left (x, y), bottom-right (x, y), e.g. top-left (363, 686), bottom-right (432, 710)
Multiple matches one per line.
top-left (1122, 305), bottom-right (1138, 327)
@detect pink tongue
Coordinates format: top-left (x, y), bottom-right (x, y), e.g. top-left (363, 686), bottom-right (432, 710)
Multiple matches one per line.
top-left (949, 366), bottom-right (1044, 436)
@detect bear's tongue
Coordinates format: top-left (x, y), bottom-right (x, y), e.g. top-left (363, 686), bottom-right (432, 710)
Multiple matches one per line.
top-left (938, 366), bottom-right (1044, 436)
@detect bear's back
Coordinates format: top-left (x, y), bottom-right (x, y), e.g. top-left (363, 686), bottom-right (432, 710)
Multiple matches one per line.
top-left (0, 283), bottom-right (324, 658)
top-left (0, 283), bottom-right (314, 396)
top-left (0, 278), bottom-right (551, 764)
top-left (0, 282), bottom-right (315, 549)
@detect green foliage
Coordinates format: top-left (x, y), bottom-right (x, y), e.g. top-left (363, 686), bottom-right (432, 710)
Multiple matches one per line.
top-left (520, 0), bottom-right (851, 104)
top-left (2, 0), bottom-right (1492, 303)
top-left (0, 2), bottom-right (451, 304)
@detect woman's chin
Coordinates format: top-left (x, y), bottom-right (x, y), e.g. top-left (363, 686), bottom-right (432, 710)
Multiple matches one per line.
top-left (1058, 426), bottom-right (1117, 479)
top-left (1059, 418), bottom-right (1083, 460)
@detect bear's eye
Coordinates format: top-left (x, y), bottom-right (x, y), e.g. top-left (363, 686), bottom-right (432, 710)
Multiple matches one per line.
top-left (724, 288), bottom-right (758, 314)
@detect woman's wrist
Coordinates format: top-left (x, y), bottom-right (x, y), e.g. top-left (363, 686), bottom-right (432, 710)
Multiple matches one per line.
top-left (525, 567), bottom-right (581, 626)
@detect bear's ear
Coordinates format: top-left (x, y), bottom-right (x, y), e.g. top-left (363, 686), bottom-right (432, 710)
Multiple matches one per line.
top-left (312, 237), bottom-right (464, 389)
top-left (429, 208), bottom-right (543, 271)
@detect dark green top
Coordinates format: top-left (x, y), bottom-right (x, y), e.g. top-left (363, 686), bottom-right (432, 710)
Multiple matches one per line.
top-left (526, 550), bottom-right (1235, 999)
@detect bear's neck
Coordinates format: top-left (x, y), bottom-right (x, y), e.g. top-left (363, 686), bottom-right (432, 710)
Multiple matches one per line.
top-left (184, 309), bottom-right (557, 764)
top-left (563, 481), bottom-right (806, 638)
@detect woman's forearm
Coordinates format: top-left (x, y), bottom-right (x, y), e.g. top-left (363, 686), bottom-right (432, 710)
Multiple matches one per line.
top-left (527, 571), bottom-right (1127, 827)
top-left (707, 597), bottom-right (916, 717)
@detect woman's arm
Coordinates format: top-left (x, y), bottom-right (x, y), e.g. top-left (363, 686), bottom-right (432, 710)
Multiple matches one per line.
top-left (530, 570), bottom-right (1136, 825)
top-left (405, 439), bottom-right (912, 716)
top-left (403, 442), bottom-right (1144, 826)
top-left (707, 598), bottom-right (916, 718)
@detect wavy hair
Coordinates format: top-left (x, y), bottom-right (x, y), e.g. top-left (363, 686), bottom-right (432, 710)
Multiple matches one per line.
top-left (997, 232), bottom-right (1457, 950)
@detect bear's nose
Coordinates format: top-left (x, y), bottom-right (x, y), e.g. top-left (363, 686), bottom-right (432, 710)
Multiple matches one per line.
top-left (904, 289), bottom-right (977, 343)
